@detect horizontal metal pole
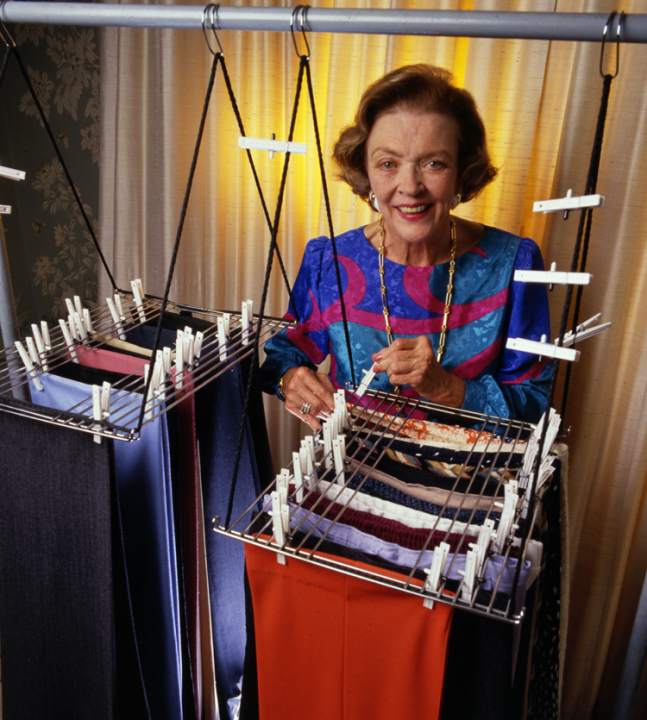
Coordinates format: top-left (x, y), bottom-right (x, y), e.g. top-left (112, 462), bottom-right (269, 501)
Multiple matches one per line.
top-left (1, 3), bottom-right (646, 43)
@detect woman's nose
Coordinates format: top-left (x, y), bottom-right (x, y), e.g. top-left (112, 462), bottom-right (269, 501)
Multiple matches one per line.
top-left (398, 164), bottom-right (422, 195)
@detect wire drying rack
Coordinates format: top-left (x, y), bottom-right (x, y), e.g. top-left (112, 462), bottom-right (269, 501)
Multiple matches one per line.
top-left (0, 292), bottom-right (288, 441)
top-left (214, 388), bottom-right (559, 623)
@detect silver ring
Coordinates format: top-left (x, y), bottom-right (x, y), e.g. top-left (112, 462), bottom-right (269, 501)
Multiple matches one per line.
top-left (299, 402), bottom-right (311, 415)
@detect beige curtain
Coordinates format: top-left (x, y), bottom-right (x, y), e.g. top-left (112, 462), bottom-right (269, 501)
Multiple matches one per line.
top-left (99, 1), bottom-right (647, 717)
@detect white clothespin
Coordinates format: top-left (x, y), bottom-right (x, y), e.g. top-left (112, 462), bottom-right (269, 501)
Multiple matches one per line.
top-left (241, 300), bottom-right (253, 346)
top-left (322, 420), bottom-right (333, 470)
top-left (222, 313), bottom-right (231, 338)
top-left (130, 279), bottom-right (147, 324)
top-left (423, 541), bottom-right (450, 609)
top-left (193, 331), bottom-right (204, 361)
top-left (150, 350), bottom-right (166, 402)
top-left (217, 316), bottom-right (228, 361)
top-left (183, 326), bottom-right (195, 367)
top-left (59, 318), bottom-right (78, 362)
top-left (459, 548), bottom-right (481, 603)
top-left (514, 262), bottom-right (591, 286)
top-left (300, 440), bottom-right (314, 489)
top-left (470, 519), bottom-right (495, 576)
top-left (31, 323), bottom-right (49, 371)
top-left (533, 189), bottom-right (605, 215)
top-left (40, 321), bottom-right (51, 351)
top-left (92, 382), bottom-right (111, 444)
top-left (15, 339), bottom-right (43, 391)
top-left (293, 451), bottom-right (305, 503)
top-left (74, 295), bottom-right (84, 318)
top-left (518, 408), bottom-right (561, 491)
top-left (334, 389), bottom-right (348, 429)
top-left (0, 165), bottom-right (26, 181)
top-left (162, 346), bottom-right (172, 379)
top-left (175, 329), bottom-right (184, 390)
top-left (270, 484), bottom-right (290, 565)
top-left (493, 480), bottom-right (519, 554)
top-left (73, 311), bottom-right (88, 344)
top-left (25, 336), bottom-right (39, 367)
top-left (106, 297), bottom-right (127, 340)
top-left (506, 336), bottom-right (580, 363)
top-left (559, 313), bottom-right (611, 348)
top-left (0, 205), bottom-right (11, 215)
top-left (238, 136), bottom-right (307, 156)
top-left (356, 364), bottom-right (377, 398)
top-left (65, 298), bottom-right (77, 322)
top-left (332, 436), bottom-right (346, 480)
top-left (83, 308), bottom-right (93, 337)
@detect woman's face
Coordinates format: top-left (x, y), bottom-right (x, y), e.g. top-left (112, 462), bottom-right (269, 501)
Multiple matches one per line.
top-left (365, 109), bottom-right (460, 258)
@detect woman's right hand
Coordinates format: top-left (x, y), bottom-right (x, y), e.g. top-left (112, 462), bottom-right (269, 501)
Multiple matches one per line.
top-left (280, 366), bottom-right (336, 431)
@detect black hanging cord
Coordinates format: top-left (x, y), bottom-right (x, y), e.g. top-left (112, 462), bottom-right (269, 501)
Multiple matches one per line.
top-left (558, 72), bottom-right (613, 421)
top-left (224, 55), bottom-right (308, 528)
top-left (0, 22), bottom-right (118, 291)
top-left (304, 60), bottom-right (356, 388)
top-left (217, 54), bottom-right (299, 322)
top-left (135, 51), bottom-right (220, 432)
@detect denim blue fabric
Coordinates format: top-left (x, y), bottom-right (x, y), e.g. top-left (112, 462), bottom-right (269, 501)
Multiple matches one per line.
top-left (195, 364), bottom-right (265, 719)
top-left (30, 374), bottom-right (183, 720)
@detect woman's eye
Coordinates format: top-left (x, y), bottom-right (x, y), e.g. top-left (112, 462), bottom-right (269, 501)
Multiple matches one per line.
top-left (428, 161), bottom-right (443, 169)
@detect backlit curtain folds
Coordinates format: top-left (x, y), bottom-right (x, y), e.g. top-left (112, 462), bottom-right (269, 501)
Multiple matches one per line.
top-left (99, 1), bottom-right (647, 719)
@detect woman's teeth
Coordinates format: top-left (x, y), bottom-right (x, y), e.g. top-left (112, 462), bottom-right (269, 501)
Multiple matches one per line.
top-left (398, 205), bottom-right (430, 214)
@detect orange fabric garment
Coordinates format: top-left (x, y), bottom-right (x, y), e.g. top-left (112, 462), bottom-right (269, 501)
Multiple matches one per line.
top-left (245, 542), bottom-right (454, 720)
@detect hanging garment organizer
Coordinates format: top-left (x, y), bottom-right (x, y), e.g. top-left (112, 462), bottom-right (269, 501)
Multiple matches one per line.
top-left (0, 1), bottom-right (630, 620)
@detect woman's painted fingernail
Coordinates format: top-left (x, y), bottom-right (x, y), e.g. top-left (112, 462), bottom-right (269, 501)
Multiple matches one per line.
top-left (373, 353), bottom-right (382, 361)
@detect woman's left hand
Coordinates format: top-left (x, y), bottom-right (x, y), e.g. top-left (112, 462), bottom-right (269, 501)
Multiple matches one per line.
top-left (372, 336), bottom-right (466, 408)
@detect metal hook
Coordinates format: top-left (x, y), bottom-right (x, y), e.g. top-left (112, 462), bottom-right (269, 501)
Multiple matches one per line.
top-left (599, 10), bottom-right (623, 78)
top-left (202, 3), bottom-right (223, 56)
top-left (290, 5), bottom-right (310, 61)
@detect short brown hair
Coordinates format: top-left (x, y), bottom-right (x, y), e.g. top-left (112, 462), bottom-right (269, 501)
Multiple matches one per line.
top-left (333, 64), bottom-right (497, 205)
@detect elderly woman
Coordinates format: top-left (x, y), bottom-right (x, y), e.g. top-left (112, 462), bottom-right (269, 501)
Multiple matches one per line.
top-left (261, 64), bottom-right (551, 429)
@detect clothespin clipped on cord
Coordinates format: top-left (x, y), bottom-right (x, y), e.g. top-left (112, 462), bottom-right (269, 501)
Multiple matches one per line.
top-left (238, 136), bottom-right (307, 158)
top-left (92, 381), bottom-right (111, 444)
top-left (14, 339), bottom-right (43, 391)
top-left (533, 188), bottom-right (604, 219)
top-left (506, 335), bottom-right (580, 363)
top-left (241, 300), bottom-right (253, 346)
top-left (423, 541), bottom-right (450, 610)
top-left (514, 262), bottom-right (591, 287)
top-left (131, 279), bottom-right (147, 324)
top-left (559, 313), bottom-right (611, 348)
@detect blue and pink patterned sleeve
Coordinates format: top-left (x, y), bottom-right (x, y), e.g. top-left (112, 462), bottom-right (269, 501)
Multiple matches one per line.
top-left (461, 238), bottom-right (553, 421)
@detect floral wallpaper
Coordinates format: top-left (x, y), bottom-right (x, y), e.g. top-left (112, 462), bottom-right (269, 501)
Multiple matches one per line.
top-left (0, 23), bottom-right (100, 337)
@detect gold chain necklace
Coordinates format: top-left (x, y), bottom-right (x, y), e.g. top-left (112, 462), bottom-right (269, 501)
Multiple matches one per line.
top-left (378, 216), bottom-right (457, 363)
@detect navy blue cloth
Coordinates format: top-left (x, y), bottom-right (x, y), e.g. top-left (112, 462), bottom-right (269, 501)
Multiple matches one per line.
top-left (29, 374), bottom-right (183, 720)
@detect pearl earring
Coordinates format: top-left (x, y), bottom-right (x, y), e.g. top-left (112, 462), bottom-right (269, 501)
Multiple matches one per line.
top-left (452, 194), bottom-right (461, 209)
top-left (369, 191), bottom-right (380, 213)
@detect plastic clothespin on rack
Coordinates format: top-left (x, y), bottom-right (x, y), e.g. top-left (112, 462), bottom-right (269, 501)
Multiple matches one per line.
top-left (332, 436), bottom-right (346, 480)
top-left (131, 279), bottom-right (147, 324)
top-left (0, 165), bottom-right (26, 215)
top-left (459, 548), bottom-right (481, 603)
top-left (175, 330), bottom-right (185, 390)
top-left (15, 339), bottom-right (43, 391)
top-left (506, 335), bottom-right (580, 363)
top-left (471, 519), bottom-right (495, 576)
top-left (241, 300), bottom-right (253, 346)
top-left (92, 381), bottom-right (111, 444)
top-left (107, 296), bottom-right (127, 340)
top-left (292, 451), bottom-right (305, 503)
top-left (31, 323), bottom-right (49, 371)
top-left (423, 541), bottom-right (450, 610)
top-left (40, 321), bottom-right (51, 351)
top-left (300, 439), bottom-right (315, 489)
top-left (217, 316), bottom-right (228, 361)
top-left (194, 331), bottom-right (204, 361)
top-left (514, 262), bottom-right (591, 286)
top-left (533, 189), bottom-right (605, 215)
top-left (238, 136), bottom-right (307, 157)
top-left (492, 480), bottom-right (520, 555)
top-left (356, 364), bottom-right (377, 398)
top-left (59, 318), bottom-right (79, 362)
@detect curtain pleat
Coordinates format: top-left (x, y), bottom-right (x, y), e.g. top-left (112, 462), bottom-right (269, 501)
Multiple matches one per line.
top-left (99, 1), bottom-right (647, 718)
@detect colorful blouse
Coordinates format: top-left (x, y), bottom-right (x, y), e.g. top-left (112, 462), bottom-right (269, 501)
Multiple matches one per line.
top-left (260, 225), bottom-right (553, 423)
